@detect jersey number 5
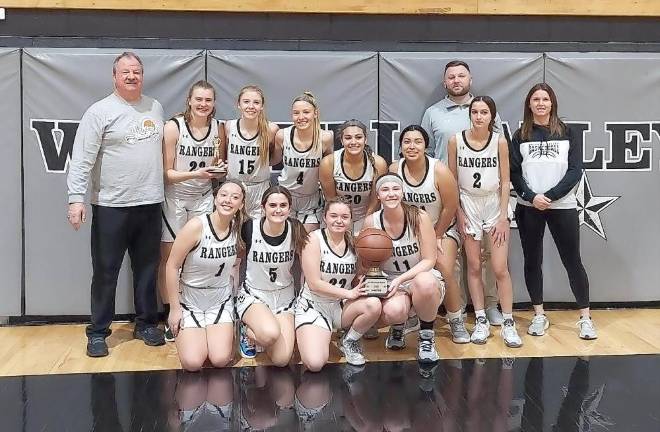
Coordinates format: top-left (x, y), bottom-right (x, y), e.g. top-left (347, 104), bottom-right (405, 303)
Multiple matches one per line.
top-left (268, 267), bottom-right (278, 283)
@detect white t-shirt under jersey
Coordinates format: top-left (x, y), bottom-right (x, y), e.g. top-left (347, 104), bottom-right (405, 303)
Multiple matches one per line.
top-left (455, 130), bottom-right (501, 196)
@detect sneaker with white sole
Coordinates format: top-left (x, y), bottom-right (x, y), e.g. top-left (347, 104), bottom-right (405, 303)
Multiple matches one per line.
top-left (527, 314), bottom-right (550, 336)
top-left (386, 324), bottom-right (406, 350)
top-left (501, 319), bottom-right (523, 348)
top-left (448, 316), bottom-right (470, 344)
top-left (239, 323), bottom-right (256, 359)
top-left (340, 335), bottom-right (366, 366)
top-left (486, 306), bottom-right (504, 326)
top-left (470, 316), bottom-right (490, 344)
top-left (576, 317), bottom-right (598, 340)
top-left (403, 315), bottom-right (420, 335)
top-left (417, 329), bottom-right (440, 364)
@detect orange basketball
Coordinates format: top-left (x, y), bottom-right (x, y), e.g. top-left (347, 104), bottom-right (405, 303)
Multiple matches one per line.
top-left (355, 228), bottom-right (393, 264)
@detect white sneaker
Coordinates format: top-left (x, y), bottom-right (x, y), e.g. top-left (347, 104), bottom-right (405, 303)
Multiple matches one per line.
top-left (501, 319), bottom-right (522, 348)
top-left (576, 317), bottom-right (598, 340)
top-left (527, 314), bottom-right (550, 336)
top-left (448, 316), bottom-right (470, 344)
top-left (340, 335), bottom-right (366, 366)
top-left (470, 316), bottom-right (490, 344)
top-left (417, 329), bottom-right (440, 364)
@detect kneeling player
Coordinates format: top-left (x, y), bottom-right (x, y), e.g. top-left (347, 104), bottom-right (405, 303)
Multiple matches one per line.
top-left (363, 173), bottom-right (444, 363)
top-left (166, 181), bottom-right (246, 371)
top-left (295, 198), bottom-right (381, 371)
top-left (236, 186), bottom-right (309, 366)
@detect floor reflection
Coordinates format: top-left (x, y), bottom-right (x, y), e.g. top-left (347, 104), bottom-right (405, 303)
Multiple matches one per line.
top-left (2, 356), bottom-right (659, 431)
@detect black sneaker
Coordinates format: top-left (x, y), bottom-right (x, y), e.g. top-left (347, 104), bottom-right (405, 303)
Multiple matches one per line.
top-left (86, 336), bottom-right (109, 357)
top-left (133, 326), bottom-right (165, 346)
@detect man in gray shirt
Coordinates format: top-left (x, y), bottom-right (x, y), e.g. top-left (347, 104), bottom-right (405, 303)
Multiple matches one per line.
top-left (67, 52), bottom-right (165, 357)
top-left (421, 60), bottom-right (504, 329)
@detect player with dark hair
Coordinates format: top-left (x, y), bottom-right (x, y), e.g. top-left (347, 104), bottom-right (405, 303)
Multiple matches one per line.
top-left (295, 197), bottom-right (381, 370)
top-left (389, 124), bottom-right (466, 344)
top-left (319, 119), bottom-right (388, 233)
top-left (236, 185), bottom-right (310, 365)
top-left (448, 96), bottom-right (522, 347)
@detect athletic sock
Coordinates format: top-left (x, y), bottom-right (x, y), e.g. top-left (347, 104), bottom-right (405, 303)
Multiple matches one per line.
top-left (420, 319), bottom-right (434, 331)
top-left (446, 309), bottom-right (463, 321)
top-left (502, 312), bottom-right (513, 321)
top-left (475, 309), bottom-right (486, 320)
top-left (345, 328), bottom-right (363, 342)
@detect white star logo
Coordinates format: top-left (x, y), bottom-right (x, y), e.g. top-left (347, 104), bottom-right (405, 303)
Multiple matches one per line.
top-left (576, 171), bottom-right (619, 240)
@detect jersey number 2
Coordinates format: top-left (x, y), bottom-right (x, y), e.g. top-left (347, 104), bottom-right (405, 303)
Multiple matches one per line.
top-left (473, 172), bottom-right (482, 189)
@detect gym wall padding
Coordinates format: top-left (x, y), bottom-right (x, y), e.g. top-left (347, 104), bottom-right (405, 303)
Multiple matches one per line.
top-left (545, 52), bottom-right (660, 301)
top-left (208, 50), bottom-right (379, 145)
top-left (22, 48), bottom-right (204, 315)
top-left (378, 52), bottom-right (544, 305)
top-left (0, 48), bottom-right (22, 316)
top-left (8, 49), bottom-right (660, 316)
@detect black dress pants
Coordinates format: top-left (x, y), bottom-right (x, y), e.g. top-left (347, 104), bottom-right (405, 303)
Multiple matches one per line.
top-left (86, 203), bottom-right (161, 338)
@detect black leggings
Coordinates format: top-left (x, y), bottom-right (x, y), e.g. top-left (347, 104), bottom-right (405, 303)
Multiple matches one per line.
top-left (515, 205), bottom-right (590, 309)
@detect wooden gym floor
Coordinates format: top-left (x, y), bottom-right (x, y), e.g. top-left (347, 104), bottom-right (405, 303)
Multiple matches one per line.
top-left (1, 309), bottom-right (658, 377)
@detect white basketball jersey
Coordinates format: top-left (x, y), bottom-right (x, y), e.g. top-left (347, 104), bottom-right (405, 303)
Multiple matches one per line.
top-left (398, 156), bottom-right (442, 225)
top-left (245, 218), bottom-right (296, 291)
top-left (180, 214), bottom-right (238, 293)
top-left (372, 210), bottom-right (421, 282)
top-left (168, 116), bottom-right (218, 198)
top-left (301, 229), bottom-right (357, 303)
top-left (226, 119), bottom-right (271, 185)
top-left (456, 131), bottom-right (501, 196)
top-left (277, 126), bottom-right (322, 196)
top-left (333, 149), bottom-right (374, 223)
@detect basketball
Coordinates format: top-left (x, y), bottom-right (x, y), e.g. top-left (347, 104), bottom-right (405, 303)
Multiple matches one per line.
top-left (355, 228), bottom-right (393, 264)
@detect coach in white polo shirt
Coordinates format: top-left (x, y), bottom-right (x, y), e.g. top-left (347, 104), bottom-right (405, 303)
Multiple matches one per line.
top-left (421, 60), bottom-right (504, 325)
top-left (67, 52), bottom-right (166, 357)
